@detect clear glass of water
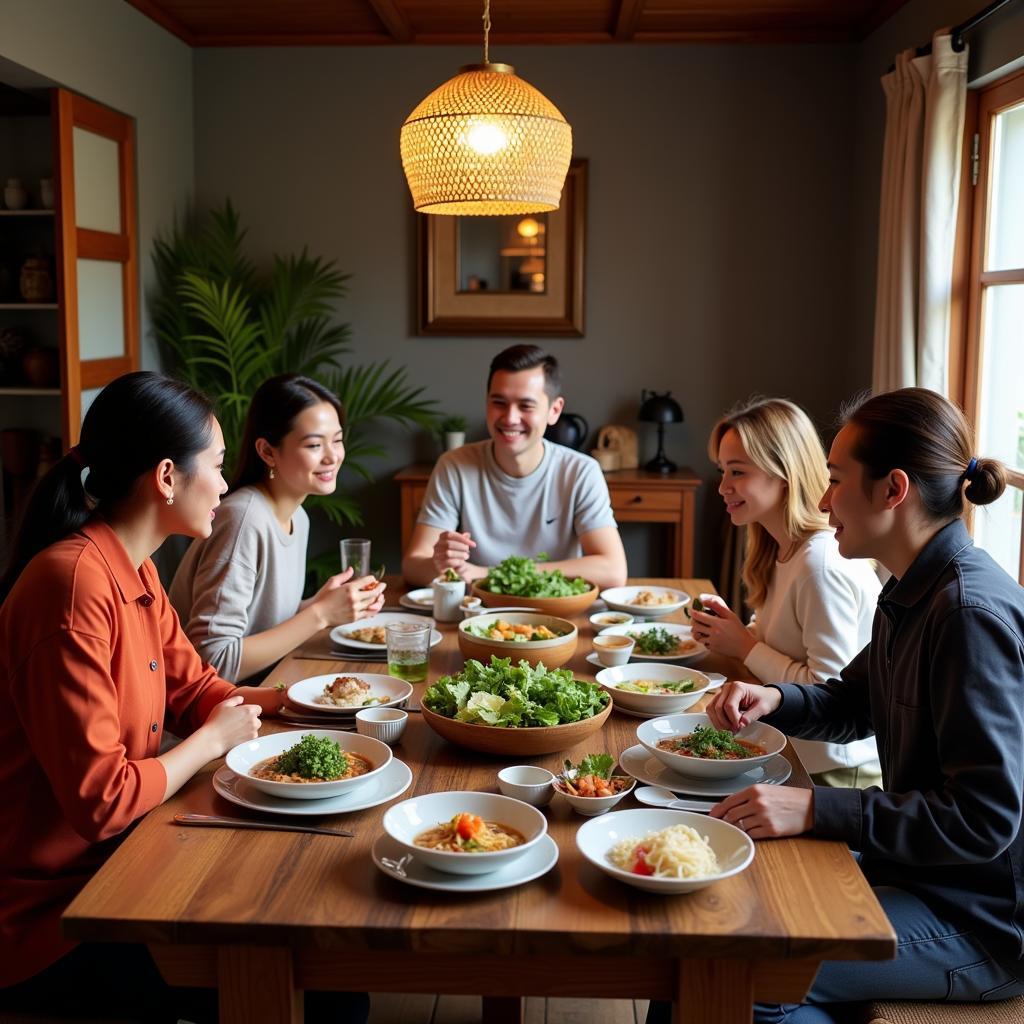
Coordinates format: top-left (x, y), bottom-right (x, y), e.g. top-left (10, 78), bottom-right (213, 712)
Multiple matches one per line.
top-left (340, 538), bottom-right (371, 577)
top-left (386, 622), bottom-right (431, 684)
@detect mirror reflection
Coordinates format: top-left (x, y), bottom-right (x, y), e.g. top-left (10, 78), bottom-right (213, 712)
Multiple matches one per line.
top-left (457, 214), bottom-right (548, 294)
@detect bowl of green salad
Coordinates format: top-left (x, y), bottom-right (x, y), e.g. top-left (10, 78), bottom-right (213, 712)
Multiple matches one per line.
top-left (459, 611), bottom-right (578, 668)
top-left (471, 555), bottom-right (599, 617)
top-left (421, 656), bottom-right (612, 755)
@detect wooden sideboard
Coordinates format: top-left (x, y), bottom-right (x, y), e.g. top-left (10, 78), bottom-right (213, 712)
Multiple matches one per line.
top-left (394, 463), bottom-right (702, 577)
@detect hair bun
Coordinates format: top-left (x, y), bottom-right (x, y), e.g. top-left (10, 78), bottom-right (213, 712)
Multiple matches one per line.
top-left (964, 457), bottom-right (1007, 507)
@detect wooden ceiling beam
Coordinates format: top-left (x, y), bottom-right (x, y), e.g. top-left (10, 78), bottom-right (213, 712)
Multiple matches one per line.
top-left (122, 0), bottom-right (195, 45)
top-left (366, 0), bottom-right (414, 43)
top-left (615, 0), bottom-right (646, 41)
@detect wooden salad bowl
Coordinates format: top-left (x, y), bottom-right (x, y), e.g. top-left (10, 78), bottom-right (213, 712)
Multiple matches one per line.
top-left (470, 581), bottom-right (600, 618)
top-left (420, 700), bottom-right (613, 756)
top-left (457, 612), bottom-right (578, 669)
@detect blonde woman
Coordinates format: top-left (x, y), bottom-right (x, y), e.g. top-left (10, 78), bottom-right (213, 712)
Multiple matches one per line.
top-left (689, 397), bottom-right (881, 787)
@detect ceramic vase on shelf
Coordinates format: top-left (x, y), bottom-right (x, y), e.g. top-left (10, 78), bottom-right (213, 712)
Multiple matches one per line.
top-left (19, 258), bottom-right (52, 303)
top-left (39, 178), bottom-right (55, 210)
top-left (4, 179), bottom-right (27, 211)
top-left (21, 346), bottom-right (59, 388)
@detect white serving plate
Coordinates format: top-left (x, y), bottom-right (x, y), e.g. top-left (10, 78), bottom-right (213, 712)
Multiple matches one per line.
top-left (330, 612), bottom-right (439, 651)
top-left (637, 713), bottom-right (786, 779)
top-left (576, 807), bottom-right (754, 894)
top-left (287, 673), bottom-right (414, 714)
top-left (224, 729), bottom-right (391, 800)
top-left (373, 833), bottom-right (558, 892)
top-left (382, 791), bottom-right (547, 876)
top-left (212, 758), bottom-right (412, 817)
top-left (599, 586), bottom-right (690, 619)
top-left (398, 588), bottom-right (435, 612)
top-left (618, 743), bottom-right (791, 797)
top-left (595, 663), bottom-right (711, 714)
top-left (597, 622), bottom-right (706, 663)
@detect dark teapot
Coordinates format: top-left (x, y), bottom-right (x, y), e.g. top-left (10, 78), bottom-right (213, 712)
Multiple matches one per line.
top-left (545, 412), bottom-right (589, 450)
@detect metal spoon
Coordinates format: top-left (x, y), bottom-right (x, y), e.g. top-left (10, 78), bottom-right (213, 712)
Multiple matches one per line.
top-left (634, 786), bottom-right (716, 813)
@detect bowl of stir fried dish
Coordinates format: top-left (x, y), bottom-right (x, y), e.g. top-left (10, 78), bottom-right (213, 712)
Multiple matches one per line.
top-left (458, 611), bottom-right (578, 669)
top-left (226, 730), bottom-right (392, 799)
top-left (382, 791), bottom-right (547, 874)
top-left (594, 664), bottom-right (712, 714)
top-left (471, 555), bottom-right (599, 617)
top-left (553, 753), bottom-right (636, 816)
top-left (637, 713), bottom-right (786, 779)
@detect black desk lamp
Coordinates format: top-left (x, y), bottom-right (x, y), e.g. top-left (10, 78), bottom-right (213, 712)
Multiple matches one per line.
top-left (638, 389), bottom-right (684, 474)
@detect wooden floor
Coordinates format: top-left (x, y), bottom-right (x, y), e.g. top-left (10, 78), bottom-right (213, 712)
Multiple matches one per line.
top-left (369, 994), bottom-right (651, 1024)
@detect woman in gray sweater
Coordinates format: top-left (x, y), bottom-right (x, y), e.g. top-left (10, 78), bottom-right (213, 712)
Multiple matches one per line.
top-left (170, 375), bottom-right (384, 682)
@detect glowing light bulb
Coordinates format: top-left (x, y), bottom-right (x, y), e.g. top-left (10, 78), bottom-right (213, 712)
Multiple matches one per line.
top-left (517, 217), bottom-right (541, 239)
top-left (465, 121), bottom-right (507, 155)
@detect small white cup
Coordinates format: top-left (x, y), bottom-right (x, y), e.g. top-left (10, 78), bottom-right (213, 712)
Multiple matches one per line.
top-left (432, 575), bottom-right (466, 622)
top-left (355, 707), bottom-right (408, 745)
top-left (593, 634), bottom-right (635, 667)
top-left (497, 765), bottom-right (555, 807)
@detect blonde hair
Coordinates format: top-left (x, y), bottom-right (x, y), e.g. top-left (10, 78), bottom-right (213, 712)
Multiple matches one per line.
top-left (709, 397), bottom-right (830, 609)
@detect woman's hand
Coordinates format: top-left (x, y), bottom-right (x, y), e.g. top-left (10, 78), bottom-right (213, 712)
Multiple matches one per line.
top-left (710, 784), bottom-right (813, 839)
top-left (200, 694), bottom-right (261, 758)
top-left (706, 680), bottom-right (782, 730)
top-left (689, 594), bottom-right (756, 660)
top-left (312, 571), bottom-right (386, 627)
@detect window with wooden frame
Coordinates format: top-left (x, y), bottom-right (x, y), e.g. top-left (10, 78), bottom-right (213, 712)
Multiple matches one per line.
top-left (953, 67), bottom-right (1024, 584)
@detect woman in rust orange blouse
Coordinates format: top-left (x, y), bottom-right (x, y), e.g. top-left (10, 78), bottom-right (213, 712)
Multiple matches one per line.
top-left (0, 372), bottom-right (367, 1023)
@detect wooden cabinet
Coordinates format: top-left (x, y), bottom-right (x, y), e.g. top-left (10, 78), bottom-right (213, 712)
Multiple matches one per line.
top-left (394, 463), bottom-right (702, 576)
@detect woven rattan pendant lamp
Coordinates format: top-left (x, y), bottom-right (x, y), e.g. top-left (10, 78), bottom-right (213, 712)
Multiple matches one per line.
top-left (400, 0), bottom-right (572, 215)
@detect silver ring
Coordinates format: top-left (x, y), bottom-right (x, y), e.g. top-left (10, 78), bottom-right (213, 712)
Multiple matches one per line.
top-left (738, 818), bottom-right (746, 831)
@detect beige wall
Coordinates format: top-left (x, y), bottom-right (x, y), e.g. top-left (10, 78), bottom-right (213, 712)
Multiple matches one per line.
top-left (0, 0), bottom-right (194, 368)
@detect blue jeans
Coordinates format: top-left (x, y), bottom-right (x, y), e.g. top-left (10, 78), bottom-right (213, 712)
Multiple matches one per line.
top-left (647, 886), bottom-right (1024, 1024)
top-left (755, 886), bottom-right (1024, 1023)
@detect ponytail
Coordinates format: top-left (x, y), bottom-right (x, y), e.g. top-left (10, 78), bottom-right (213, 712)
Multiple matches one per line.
top-left (0, 371), bottom-right (214, 604)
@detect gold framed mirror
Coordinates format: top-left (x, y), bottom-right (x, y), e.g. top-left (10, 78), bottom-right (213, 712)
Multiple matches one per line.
top-left (416, 159), bottom-right (586, 336)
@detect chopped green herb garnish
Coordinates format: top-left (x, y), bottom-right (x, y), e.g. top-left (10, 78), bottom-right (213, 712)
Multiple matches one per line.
top-left (628, 627), bottom-right (680, 655)
top-left (274, 734), bottom-right (349, 780)
top-left (673, 726), bottom-right (752, 759)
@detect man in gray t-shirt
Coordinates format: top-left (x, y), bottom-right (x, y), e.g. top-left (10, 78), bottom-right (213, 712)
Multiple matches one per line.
top-left (402, 345), bottom-right (627, 589)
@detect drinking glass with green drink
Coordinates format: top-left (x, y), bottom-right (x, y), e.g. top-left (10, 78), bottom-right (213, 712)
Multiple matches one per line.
top-left (386, 622), bottom-right (431, 683)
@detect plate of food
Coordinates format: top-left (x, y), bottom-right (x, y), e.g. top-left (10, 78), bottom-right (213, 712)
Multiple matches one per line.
top-left (552, 753), bottom-right (636, 816)
top-left (576, 807), bottom-right (754, 894)
top-left (597, 622), bottom-right (705, 662)
top-left (421, 655), bottom-right (612, 755)
top-left (458, 611), bottom-right (578, 669)
top-left (398, 588), bottom-right (435, 612)
top-left (618, 743), bottom-right (792, 797)
top-left (330, 612), bottom-right (441, 651)
top-left (594, 663), bottom-right (712, 714)
top-left (471, 555), bottom-right (598, 616)
top-left (224, 730), bottom-right (392, 800)
top-left (599, 586), bottom-right (690, 619)
top-left (286, 673), bottom-right (414, 714)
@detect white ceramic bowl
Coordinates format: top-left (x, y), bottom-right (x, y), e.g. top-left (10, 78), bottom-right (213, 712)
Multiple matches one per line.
top-left (595, 664), bottom-right (711, 714)
top-left (460, 596), bottom-right (483, 618)
top-left (287, 673), bottom-right (414, 714)
top-left (382, 791), bottom-right (548, 875)
top-left (599, 586), bottom-right (690, 619)
top-left (576, 807), bottom-right (755, 893)
top-left (355, 707), bottom-right (408, 745)
top-left (497, 765), bottom-right (555, 807)
top-left (598, 621), bottom-right (706, 663)
top-left (225, 730), bottom-right (392, 800)
top-left (592, 634), bottom-right (635, 667)
top-left (553, 770), bottom-right (636, 816)
top-left (637, 713), bottom-right (786, 779)
top-left (589, 610), bottom-right (636, 630)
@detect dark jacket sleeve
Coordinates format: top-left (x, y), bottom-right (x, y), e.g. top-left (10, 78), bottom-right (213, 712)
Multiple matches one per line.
top-left (815, 607), bottom-right (1024, 863)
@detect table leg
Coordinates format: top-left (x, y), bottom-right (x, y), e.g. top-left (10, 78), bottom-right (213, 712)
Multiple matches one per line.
top-left (218, 946), bottom-right (301, 1024)
top-left (482, 996), bottom-right (524, 1023)
top-left (674, 959), bottom-right (753, 1024)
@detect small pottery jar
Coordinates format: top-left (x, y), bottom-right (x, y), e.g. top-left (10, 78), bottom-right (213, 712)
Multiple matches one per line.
top-left (4, 178), bottom-right (27, 211)
top-left (19, 258), bottom-right (52, 302)
top-left (432, 574), bottom-right (466, 622)
top-left (21, 346), bottom-right (59, 388)
top-left (39, 177), bottom-right (55, 210)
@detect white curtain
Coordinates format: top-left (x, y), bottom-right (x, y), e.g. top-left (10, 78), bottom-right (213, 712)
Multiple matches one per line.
top-left (872, 31), bottom-right (968, 395)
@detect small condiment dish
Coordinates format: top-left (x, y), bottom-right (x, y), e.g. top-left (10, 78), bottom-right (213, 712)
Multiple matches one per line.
top-left (355, 707), bottom-right (408, 745)
top-left (592, 633), bottom-right (635, 667)
top-left (497, 765), bottom-right (555, 807)
top-left (589, 610), bottom-right (636, 630)
top-left (554, 770), bottom-right (636, 816)
top-left (460, 596), bottom-right (483, 618)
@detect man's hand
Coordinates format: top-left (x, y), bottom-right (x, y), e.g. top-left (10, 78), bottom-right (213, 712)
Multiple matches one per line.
top-left (432, 530), bottom-right (477, 577)
top-left (710, 784), bottom-right (813, 839)
top-left (705, 680), bottom-right (782, 730)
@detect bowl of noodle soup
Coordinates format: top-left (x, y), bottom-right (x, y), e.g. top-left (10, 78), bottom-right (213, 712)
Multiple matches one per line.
top-left (576, 808), bottom-right (755, 894)
top-left (382, 791), bottom-right (548, 875)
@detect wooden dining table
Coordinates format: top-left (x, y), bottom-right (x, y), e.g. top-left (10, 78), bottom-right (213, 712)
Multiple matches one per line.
top-left (63, 579), bottom-right (896, 1024)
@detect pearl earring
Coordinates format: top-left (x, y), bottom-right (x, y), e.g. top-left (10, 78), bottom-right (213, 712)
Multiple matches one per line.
top-left (166, 493), bottom-right (174, 506)
top-left (269, 467), bottom-right (275, 479)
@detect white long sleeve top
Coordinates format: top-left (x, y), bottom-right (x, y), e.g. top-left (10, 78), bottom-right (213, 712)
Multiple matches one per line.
top-left (743, 530), bottom-right (881, 775)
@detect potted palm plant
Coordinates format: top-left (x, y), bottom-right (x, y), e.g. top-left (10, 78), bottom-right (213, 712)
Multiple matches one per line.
top-left (440, 415), bottom-right (467, 451)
